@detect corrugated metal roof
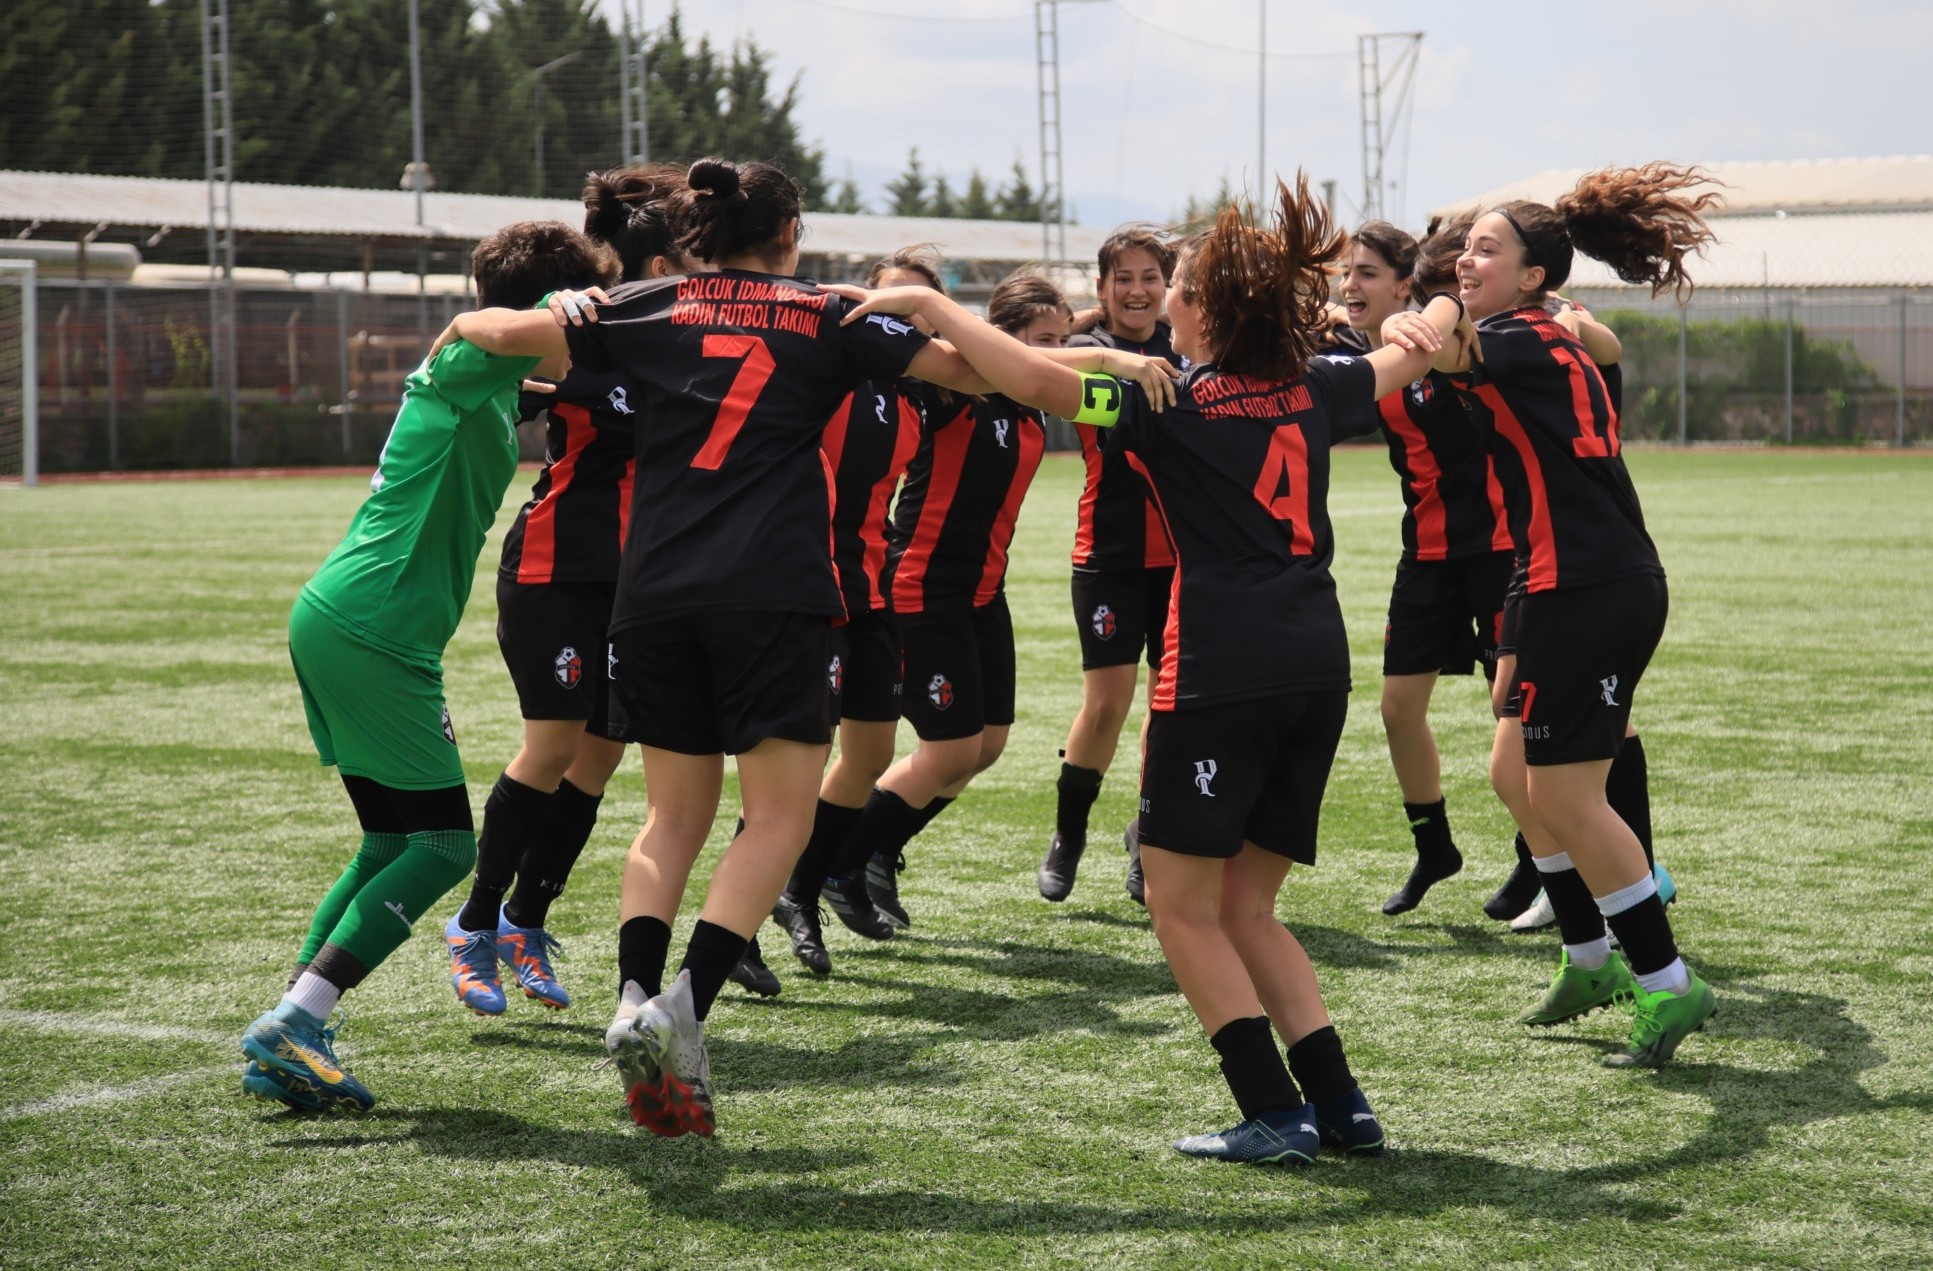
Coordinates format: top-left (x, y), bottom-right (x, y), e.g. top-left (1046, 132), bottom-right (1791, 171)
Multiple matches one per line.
top-left (0, 170), bottom-right (1111, 264)
top-left (1561, 210), bottom-right (1933, 291)
top-left (1430, 155), bottom-right (1933, 222)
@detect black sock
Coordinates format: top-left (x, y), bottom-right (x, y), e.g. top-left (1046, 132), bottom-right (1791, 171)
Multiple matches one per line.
top-left (1539, 861), bottom-right (1608, 946)
top-left (908, 795), bottom-right (954, 837)
top-left (678, 919), bottom-right (748, 1022)
top-left (828, 787), bottom-right (925, 880)
top-left (1210, 1016), bottom-right (1301, 1121)
top-left (1606, 735), bottom-right (1654, 873)
top-left (1284, 1024), bottom-right (1358, 1106)
top-left (308, 943), bottom-right (371, 992)
top-left (617, 915), bottom-right (672, 1000)
top-left (503, 779), bottom-right (602, 930)
top-left (788, 799), bottom-right (866, 902)
top-left (1054, 760), bottom-right (1104, 845)
top-left (459, 772), bottom-right (550, 931)
top-left (1404, 798), bottom-right (1456, 858)
top-left (1602, 894), bottom-right (1679, 978)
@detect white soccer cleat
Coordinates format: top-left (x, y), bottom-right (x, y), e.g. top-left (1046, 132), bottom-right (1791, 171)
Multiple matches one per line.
top-left (1509, 889), bottom-right (1557, 932)
top-left (637, 970), bottom-right (715, 1137)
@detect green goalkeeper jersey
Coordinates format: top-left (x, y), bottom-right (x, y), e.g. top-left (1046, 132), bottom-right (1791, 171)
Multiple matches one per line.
top-left (301, 338), bottom-right (540, 662)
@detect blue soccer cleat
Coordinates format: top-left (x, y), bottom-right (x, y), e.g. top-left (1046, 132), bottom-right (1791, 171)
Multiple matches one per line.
top-left (496, 911), bottom-right (570, 1010)
top-left (1313, 1087), bottom-right (1387, 1154)
top-left (445, 913), bottom-right (507, 1015)
top-left (1172, 1104), bottom-right (1319, 1166)
top-left (240, 1003), bottom-right (375, 1112)
top-left (1654, 861), bottom-right (1678, 906)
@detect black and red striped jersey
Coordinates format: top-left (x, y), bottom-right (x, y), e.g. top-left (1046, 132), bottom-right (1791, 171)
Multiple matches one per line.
top-left (823, 380), bottom-right (926, 614)
top-left (1376, 371), bottom-right (1513, 561)
top-left (1068, 323), bottom-right (1180, 571)
top-left (562, 270), bottom-right (930, 629)
top-left (1455, 306), bottom-right (1660, 594)
top-left (497, 368), bottom-right (637, 584)
top-left (885, 391), bottom-right (1046, 614)
top-left (1111, 354), bottom-right (1382, 709)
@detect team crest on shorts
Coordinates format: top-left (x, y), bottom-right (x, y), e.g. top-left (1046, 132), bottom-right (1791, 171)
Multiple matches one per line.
top-left (553, 645), bottom-right (583, 689)
top-left (927, 674), bottom-right (954, 710)
top-left (440, 704), bottom-right (456, 745)
top-left (828, 654), bottom-right (844, 695)
top-left (1091, 603), bottom-right (1117, 640)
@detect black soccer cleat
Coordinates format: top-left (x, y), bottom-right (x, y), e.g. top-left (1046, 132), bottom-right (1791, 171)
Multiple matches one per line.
top-left (1038, 831), bottom-right (1086, 902)
top-left (1483, 853), bottom-right (1543, 922)
top-left (1123, 818), bottom-right (1146, 907)
top-left (772, 892), bottom-right (833, 976)
top-left (865, 851), bottom-right (911, 930)
top-left (727, 934), bottom-right (781, 998)
top-left (824, 874), bottom-right (896, 941)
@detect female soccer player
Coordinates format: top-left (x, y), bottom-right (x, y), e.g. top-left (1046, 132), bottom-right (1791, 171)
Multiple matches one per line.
top-left (239, 221), bottom-right (616, 1112)
top-left (1039, 227), bottom-right (1183, 905)
top-left (770, 247), bottom-right (948, 975)
top-left (1336, 220), bottom-right (1516, 917)
top-left (817, 271), bottom-right (1071, 935)
top-left (441, 164), bottom-right (740, 1016)
top-left (1447, 164), bottom-right (1719, 1068)
top-left (839, 174), bottom-right (1461, 1165)
top-left (440, 159), bottom-right (1174, 1137)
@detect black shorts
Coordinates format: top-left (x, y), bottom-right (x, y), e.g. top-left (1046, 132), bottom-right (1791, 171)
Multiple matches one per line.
top-left (1071, 566), bottom-right (1174, 671)
top-left (606, 611), bottom-right (834, 756)
top-left (1510, 574), bottom-right (1667, 766)
top-left (895, 595), bottom-right (1016, 742)
top-left (1138, 690), bottom-right (1349, 864)
top-left (496, 578), bottom-right (616, 731)
top-left (1382, 551), bottom-right (1514, 680)
top-left (835, 608), bottom-right (902, 725)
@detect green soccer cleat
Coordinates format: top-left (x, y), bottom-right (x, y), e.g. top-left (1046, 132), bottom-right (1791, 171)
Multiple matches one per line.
top-left (1605, 972), bottom-right (1716, 1069)
top-left (1518, 950), bottom-right (1635, 1026)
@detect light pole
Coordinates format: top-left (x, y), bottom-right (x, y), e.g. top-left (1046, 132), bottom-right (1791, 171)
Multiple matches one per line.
top-left (531, 51), bottom-right (583, 196)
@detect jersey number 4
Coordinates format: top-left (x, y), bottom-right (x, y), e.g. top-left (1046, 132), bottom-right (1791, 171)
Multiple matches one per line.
top-left (1251, 423), bottom-right (1316, 554)
top-left (692, 334), bottom-right (776, 470)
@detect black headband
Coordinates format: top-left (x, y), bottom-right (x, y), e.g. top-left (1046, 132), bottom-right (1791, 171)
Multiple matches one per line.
top-left (1496, 206), bottom-right (1534, 264)
top-left (1495, 205), bottom-right (1572, 289)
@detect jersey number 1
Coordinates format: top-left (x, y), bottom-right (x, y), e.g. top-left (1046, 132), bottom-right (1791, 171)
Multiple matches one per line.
top-left (1251, 423), bottom-right (1316, 554)
top-left (692, 334), bottom-right (776, 470)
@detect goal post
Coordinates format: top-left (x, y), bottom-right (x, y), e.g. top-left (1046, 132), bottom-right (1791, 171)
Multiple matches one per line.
top-left (0, 259), bottom-right (39, 487)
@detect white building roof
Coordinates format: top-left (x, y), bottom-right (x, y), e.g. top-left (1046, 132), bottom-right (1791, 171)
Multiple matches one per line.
top-left (0, 170), bottom-right (1108, 265)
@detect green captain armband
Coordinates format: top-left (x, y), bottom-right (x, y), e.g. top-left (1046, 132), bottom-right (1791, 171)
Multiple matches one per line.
top-left (1071, 373), bottom-right (1125, 427)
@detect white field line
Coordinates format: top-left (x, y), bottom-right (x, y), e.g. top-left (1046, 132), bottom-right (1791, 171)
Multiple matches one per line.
top-left (0, 1008), bottom-right (237, 1122)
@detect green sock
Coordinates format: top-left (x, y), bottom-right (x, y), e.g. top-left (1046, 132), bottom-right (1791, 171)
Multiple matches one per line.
top-left (297, 832), bottom-right (409, 965)
top-left (317, 829), bottom-right (477, 974)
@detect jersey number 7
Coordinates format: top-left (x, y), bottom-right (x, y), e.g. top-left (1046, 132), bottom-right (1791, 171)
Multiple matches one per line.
top-left (1251, 423), bottom-right (1316, 554)
top-left (692, 334), bottom-right (777, 470)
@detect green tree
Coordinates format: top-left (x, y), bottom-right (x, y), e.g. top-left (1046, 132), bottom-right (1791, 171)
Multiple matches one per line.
top-left (959, 169), bottom-right (996, 221)
top-left (0, 0), bottom-right (169, 175)
top-left (928, 172), bottom-right (958, 219)
top-left (826, 169), bottom-right (866, 215)
top-left (883, 148), bottom-right (931, 218)
top-left (996, 158), bottom-right (1045, 223)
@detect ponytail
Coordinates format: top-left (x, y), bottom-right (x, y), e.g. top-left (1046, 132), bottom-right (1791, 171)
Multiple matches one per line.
top-left (1177, 171), bottom-right (1344, 381)
top-left (672, 157), bottom-right (803, 265)
top-left (1496, 164), bottom-right (1721, 300)
top-left (582, 162), bottom-right (688, 281)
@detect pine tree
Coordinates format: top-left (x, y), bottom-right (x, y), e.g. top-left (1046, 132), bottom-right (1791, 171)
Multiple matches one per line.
top-left (883, 148), bottom-right (931, 218)
top-left (827, 169), bottom-right (866, 215)
top-left (996, 158), bottom-right (1042, 223)
top-left (959, 169), bottom-right (997, 221)
top-left (928, 172), bottom-right (958, 219)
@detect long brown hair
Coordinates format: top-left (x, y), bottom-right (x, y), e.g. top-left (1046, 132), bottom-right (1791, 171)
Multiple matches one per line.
top-left (1499, 163), bottom-right (1722, 300)
top-left (583, 162), bottom-right (689, 281)
top-left (1413, 212), bottom-right (1473, 293)
top-left (985, 271), bottom-right (1070, 337)
top-left (1176, 172), bottom-right (1345, 380)
top-left (671, 157), bottom-right (804, 264)
top-left (866, 243), bottom-right (946, 293)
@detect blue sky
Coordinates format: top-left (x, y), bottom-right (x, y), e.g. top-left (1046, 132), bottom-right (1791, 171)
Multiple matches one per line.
top-left (600, 0), bottom-right (1932, 231)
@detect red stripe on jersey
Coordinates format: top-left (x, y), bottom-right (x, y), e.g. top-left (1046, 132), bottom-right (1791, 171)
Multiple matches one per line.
top-left (863, 398), bottom-right (923, 609)
top-left (1124, 450), bottom-right (1182, 712)
top-left (1551, 345), bottom-right (1620, 459)
top-left (1483, 455), bottom-right (1511, 553)
top-left (821, 446), bottom-right (848, 623)
top-left (973, 417), bottom-right (1046, 605)
top-left (892, 405), bottom-right (974, 614)
top-left (1071, 426), bottom-right (1104, 565)
top-left (516, 402), bottom-right (592, 584)
top-left (1478, 386), bottom-right (1558, 591)
top-left (821, 391), bottom-right (853, 479)
top-left (1143, 496), bottom-right (1173, 568)
top-left (1378, 393), bottom-right (1450, 560)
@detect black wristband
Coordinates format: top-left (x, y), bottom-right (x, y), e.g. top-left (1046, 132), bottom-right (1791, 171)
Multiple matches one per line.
top-left (1426, 290), bottom-right (1465, 322)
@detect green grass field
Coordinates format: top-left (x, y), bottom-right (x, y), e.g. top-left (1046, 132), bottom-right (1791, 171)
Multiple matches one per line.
top-left (3, 447), bottom-right (1930, 1270)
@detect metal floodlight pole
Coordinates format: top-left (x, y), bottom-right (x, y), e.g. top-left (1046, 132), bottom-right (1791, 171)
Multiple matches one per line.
top-left (1035, 0), bottom-right (1102, 267)
top-left (531, 51), bottom-right (583, 195)
top-left (1358, 31), bottom-right (1422, 224)
top-left (620, 0), bottom-right (649, 165)
top-left (1, 260), bottom-right (37, 487)
top-left (408, 0), bottom-right (429, 334)
top-left (200, 0), bottom-right (239, 462)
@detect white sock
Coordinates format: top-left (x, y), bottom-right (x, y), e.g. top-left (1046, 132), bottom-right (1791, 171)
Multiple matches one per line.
top-left (1532, 850), bottom-right (1575, 874)
top-left (284, 971), bottom-right (341, 1021)
top-left (1564, 937), bottom-right (1612, 970)
top-left (1636, 958), bottom-right (1690, 995)
top-left (1595, 873), bottom-right (1658, 918)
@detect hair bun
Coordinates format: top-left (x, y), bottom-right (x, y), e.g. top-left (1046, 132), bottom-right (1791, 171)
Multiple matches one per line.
top-left (688, 158), bottom-right (742, 199)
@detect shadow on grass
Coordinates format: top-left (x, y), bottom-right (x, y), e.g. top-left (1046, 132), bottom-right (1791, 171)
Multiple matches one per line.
top-left (286, 980), bottom-right (1933, 1235)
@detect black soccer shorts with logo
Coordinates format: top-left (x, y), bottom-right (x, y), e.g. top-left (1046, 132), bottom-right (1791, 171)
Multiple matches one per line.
top-left (834, 607), bottom-right (902, 725)
top-left (496, 577), bottom-right (616, 733)
top-left (606, 610), bottom-right (834, 756)
top-left (1509, 573), bottom-right (1667, 766)
top-left (1382, 549), bottom-right (1514, 681)
top-left (1070, 566), bottom-right (1174, 671)
top-left (895, 595), bottom-right (1016, 742)
top-left (1137, 690), bottom-right (1350, 863)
